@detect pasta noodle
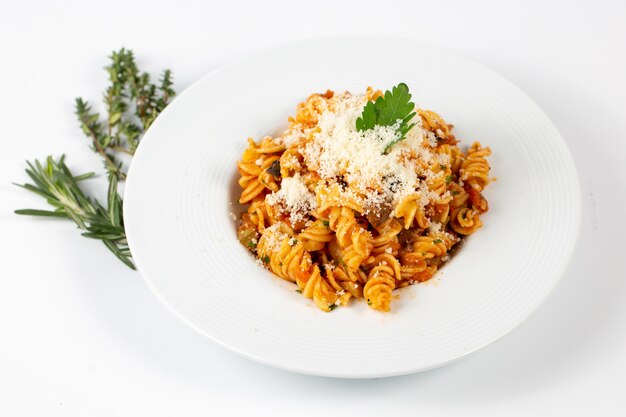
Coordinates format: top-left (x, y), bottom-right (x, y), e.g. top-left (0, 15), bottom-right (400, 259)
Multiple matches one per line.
top-left (236, 87), bottom-right (492, 312)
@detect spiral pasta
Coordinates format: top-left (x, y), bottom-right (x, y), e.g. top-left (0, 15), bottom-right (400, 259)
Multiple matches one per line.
top-left (237, 87), bottom-right (492, 312)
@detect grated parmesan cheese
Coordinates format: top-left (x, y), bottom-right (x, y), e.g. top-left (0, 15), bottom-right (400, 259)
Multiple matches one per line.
top-left (299, 93), bottom-right (441, 211)
top-left (266, 173), bottom-right (317, 225)
top-left (281, 122), bottom-right (315, 148)
top-left (429, 221), bottom-right (455, 241)
top-left (426, 130), bottom-right (438, 147)
top-left (429, 222), bottom-right (443, 234)
top-left (281, 154), bottom-right (301, 171)
top-left (260, 223), bottom-right (289, 253)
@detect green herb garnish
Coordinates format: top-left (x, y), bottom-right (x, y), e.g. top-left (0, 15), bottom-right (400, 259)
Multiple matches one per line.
top-left (322, 220), bottom-right (330, 227)
top-left (75, 48), bottom-right (175, 179)
top-left (445, 175), bottom-right (453, 184)
top-left (338, 257), bottom-right (348, 270)
top-left (295, 289), bottom-right (302, 294)
top-left (15, 156), bottom-right (134, 269)
top-left (262, 255), bottom-right (270, 264)
top-left (15, 49), bottom-right (175, 269)
top-left (328, 304), bottom-right (338, 311)
top-left (433, 239), bottom-right (443, 244)
top-left (355, 83), bottom-right (417, 154)
top-left (266, 160), bottom-right (281, 177)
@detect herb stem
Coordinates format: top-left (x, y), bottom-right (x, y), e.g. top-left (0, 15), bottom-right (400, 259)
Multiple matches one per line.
top-left (78, 110), bottom-right (127, 180)
top-left (111, 146), bottom-right (134, 155)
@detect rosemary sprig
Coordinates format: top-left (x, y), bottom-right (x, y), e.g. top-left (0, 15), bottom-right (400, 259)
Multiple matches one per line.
top-left (15, 156), bottom-right (134, 269)
top-left (15, 49), bottom-right (176, 269)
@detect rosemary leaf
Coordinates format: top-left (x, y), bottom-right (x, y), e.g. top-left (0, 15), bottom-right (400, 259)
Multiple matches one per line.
top-left (14, 209), bottom-right (68, 218)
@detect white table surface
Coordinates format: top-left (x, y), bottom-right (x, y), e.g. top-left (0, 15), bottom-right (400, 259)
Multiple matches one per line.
top-left (1, 0), bottom-right (625, 415)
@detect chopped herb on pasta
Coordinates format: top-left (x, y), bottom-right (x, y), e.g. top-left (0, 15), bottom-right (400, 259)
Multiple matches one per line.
top-left (236, 86), bottom-right (492, 312)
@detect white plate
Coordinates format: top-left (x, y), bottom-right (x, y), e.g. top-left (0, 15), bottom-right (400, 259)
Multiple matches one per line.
top-left (124, 36), bottom-right (581, 378)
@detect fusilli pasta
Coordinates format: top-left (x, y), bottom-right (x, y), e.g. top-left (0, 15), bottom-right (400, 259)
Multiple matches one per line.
top-left (237, 87), bottom-right (492, 312)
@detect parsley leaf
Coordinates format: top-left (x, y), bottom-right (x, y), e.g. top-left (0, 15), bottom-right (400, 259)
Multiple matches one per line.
top-left (355, 83), bottom-right (417, 154)
top-left (262, 255), bottom-right (270, 264)
top-left (356, 101), bottom-right (378, 131)
top-left (328, 304), bottom-right (338, 311)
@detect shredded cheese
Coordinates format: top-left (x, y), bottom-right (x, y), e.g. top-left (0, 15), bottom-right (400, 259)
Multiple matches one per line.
top-left (261, 223), bottom-right (289, 253)
top-left (266, 173), bottom-right (317, 225)
top-left (292, 93), bottom-right (442, 212)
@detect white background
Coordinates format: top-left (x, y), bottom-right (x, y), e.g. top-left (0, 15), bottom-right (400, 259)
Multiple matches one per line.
top-left (1, 0), bottom-right (625, 415)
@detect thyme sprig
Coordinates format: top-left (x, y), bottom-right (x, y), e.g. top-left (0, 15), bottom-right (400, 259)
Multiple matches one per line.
top-left (15, 49), bottom-right (176, 269)
top-left (75, 48), bottom-right (175, 179)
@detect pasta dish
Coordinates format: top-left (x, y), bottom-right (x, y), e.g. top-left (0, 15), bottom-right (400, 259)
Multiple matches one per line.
top-left (236, 84), bottom-right (492, 312)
